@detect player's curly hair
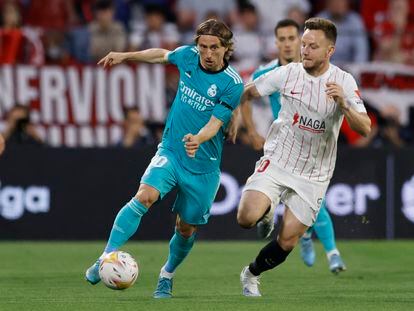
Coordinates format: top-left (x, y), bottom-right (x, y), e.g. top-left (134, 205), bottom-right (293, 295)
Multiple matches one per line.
top-left (194, 19), bottom-right (234, 61)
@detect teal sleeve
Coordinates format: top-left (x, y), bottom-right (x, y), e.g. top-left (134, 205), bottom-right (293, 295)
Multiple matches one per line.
top-left (212, 102), bottom-right (233, 124)
top-left (212, 82), bottom-right (244, 124)
top-left (167, 45), bottom-right (194, 68)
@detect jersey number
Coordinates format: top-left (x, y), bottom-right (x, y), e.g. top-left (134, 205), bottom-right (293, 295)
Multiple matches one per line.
top-left (257, 159), bottom-right (270, 173)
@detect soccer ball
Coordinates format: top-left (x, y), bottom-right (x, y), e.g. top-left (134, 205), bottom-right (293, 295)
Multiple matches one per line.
top-left (99, 251), bottom-right (139, 290)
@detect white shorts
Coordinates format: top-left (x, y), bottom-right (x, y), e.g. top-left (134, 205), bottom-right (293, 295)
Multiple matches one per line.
top-left (243, 156), bottom-right (329, 226)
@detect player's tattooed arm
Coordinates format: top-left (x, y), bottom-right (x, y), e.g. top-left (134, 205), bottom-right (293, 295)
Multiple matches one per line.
top-left (98, 49), bottom-right (170, 68)
top-left (326, 82), bottom-right (371, 137)
top-left (183, 116), bottom-right (223, 158)
top-left (240, 82), bottom-right (265, 150)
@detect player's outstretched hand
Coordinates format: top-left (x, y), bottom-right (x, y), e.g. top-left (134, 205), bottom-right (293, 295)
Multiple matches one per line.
top-left (183, 134), bottom-right (200, 158)
top-left (97, 52), bottom-right (125, 68)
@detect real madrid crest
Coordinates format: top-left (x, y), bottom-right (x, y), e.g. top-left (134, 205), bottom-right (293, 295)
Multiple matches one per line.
top-left (207, 84), bottom-right (217, 97)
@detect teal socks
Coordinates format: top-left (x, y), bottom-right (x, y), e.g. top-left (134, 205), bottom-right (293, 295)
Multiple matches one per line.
top-left (104, 198), bottom-right (148, 253)
top-left (164, 230), bottom-right (196, 274)
top-left (313, 201), bottom-right (336, 253)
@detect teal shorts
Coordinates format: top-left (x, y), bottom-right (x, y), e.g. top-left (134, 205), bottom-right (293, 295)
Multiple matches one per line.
top-left (140, 148), bottom-right (220, 225)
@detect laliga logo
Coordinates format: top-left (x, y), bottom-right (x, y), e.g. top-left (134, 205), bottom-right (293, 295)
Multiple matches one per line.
top-left (0, 181), bottom-right (51, 220)
top-left (207, 84), bottom-right (217, 97)
top-left (402, 176), bottom-right (414, 223)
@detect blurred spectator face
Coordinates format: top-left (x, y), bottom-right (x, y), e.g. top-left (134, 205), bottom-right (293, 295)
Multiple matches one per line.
top-left (96, 7), bottom-right (114, 28)
top-left (287, 7), bottom-right (307, 28)
top-left (327, 0), bottom-right (349, 18)
top-left (7, 105), bottom-right (30, 132)
top-left (276, 26), bottom-right (300, 63)
top-left (197, 35), bottom-right (227, 71)
top-left (301, 29), bottom-right (335, 72)
top-left (2, 3), bottom-right (21, 28)
top-left (389, 0), bottom-right (409, 28)
top-left (146, 11), bottom-right (165, 32)
top-left (124, 109), bottom-right (144, 135)
top-left (240, 8), bottom-right (258, 30)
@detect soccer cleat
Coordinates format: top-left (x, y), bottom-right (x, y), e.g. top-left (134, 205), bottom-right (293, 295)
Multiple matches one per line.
top-left (85, 259), bottom-right (101, 285)
top-left (240, 266), bottom-right (261, 297)
top-left (153, 277), bottom-right (173, 298)
top-left (300, 237), bottom-right (316, 267)
top-left (329, 254), bottom-right (346, 274)
top-left (257, 203), bottom-right (276, 239)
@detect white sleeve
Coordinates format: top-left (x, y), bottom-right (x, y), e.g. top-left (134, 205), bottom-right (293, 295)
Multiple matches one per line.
top-left (343, 73), bottom-right (367, 113)
top-left (253, 66), bottom-right (285, 97)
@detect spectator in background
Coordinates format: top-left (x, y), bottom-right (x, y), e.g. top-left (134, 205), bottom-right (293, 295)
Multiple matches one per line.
top-left (287, 4), bottom-right (309, 30)
top-left (0, 1), bottom-right (23, 63)
top-left (318, 0), bottom-right (369, 64)
top-left (3, 105), bottom-right (43, 146)
top-left (176, 0), bottom-right (238, 44)
top-left (374, 105), bottom-right (407, 148)
top-left (249, 0), bottom-right (310, 59)
top-left (340, 103), bottom-right (379, 147)
top-left (147, 120), bottom-right (165, 145)
top-left (25, 0), bottom-right (76, 30)
top-left (373, 0), bottom-right (414, 65)
top-left (116, 107), bottom-right (153, 148)
top-left (129, 4), bottom-right (179, 51)
top-left (89, 0), bottom-right (126, 62)
top-left (0, 133), bottom-right (5, 155)
top-left (232, 3), bottom-right (264, 78)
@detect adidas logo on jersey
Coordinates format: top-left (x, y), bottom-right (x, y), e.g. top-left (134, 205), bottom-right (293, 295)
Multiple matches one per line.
top-left (292, 112), bottom-right (326, 133)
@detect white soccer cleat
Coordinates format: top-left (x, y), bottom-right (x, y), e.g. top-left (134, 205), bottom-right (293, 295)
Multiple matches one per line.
top-left (240, 266), bottom-right (262, 297)
top-left (257, 202), bottom-right (276, 239)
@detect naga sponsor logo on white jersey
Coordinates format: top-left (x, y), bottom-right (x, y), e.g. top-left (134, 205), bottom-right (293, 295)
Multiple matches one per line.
top-left (292, 112), bottom-right (326, 133)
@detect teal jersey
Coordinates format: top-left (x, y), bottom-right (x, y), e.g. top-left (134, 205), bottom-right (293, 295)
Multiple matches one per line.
top-left (162, 45), bottom-right (244, 174)
top-left (252, 59), bottom-right (281, 119)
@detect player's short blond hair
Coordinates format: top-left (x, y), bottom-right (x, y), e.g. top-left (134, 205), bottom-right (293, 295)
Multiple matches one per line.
top-left (304, 17), bottom-right (337, 44)
top-left (194, 19), bottom-right (234, 61)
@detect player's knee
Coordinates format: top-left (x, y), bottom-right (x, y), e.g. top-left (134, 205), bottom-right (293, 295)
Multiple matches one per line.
top-left (176, 223), bottom-right (196, 238)
top-left (135, 190), bottom-right (157, 208)
top-left (237, 208), bottom-right (256, 228)
top-left (277, 235), bottom-right (299, 251)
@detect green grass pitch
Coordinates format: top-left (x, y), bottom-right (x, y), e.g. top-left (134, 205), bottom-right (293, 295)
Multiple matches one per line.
top-left (1, 241), bottom-right (414, 311)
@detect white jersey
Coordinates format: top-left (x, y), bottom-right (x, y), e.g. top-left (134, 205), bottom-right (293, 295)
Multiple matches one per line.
top-left (254, 62), bottom-right (367, 183)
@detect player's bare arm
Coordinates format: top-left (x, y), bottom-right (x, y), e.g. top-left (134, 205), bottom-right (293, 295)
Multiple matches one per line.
top-left (98, 49), bottom-right (170, 68)
top-left (183, 116), bottom-right (223, 158)
top-left (326, 82), bottom-right (371, 137)
top-left (240, 82), bottom-right (265, 150)
top-left (226, 107), bottom-right (241, 144)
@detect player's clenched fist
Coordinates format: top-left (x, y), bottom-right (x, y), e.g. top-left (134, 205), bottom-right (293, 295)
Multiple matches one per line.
top-left (98, 52), bottom-right (126, 68)
top-left (325, 82), bottom-right (346, 108)
top-left (183, 134), bottom-right (200, 158)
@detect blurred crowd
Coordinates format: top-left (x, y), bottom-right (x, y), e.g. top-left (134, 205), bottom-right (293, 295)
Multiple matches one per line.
top-left (0, 0), bottom-right (414, 149)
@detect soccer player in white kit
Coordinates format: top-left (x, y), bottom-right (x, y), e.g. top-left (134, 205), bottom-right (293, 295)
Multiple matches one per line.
top-left (238, 17), bottom-right (371, 297)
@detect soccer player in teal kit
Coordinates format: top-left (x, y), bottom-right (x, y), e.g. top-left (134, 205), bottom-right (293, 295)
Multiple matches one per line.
top-left (85, 19), bottom-right (243, 298)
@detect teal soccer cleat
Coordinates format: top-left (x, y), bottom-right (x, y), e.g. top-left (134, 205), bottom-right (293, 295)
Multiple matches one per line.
top-left (329, 254), bottom-right (346, 274)
top-left (300, 237), bottom-right (316, 267)
top-left (85, 259), bottom-right (101, 285)
top-left (153, 277), bottom-right (173, 298)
